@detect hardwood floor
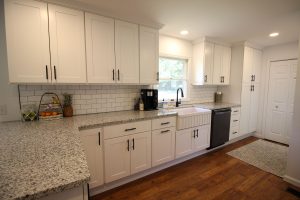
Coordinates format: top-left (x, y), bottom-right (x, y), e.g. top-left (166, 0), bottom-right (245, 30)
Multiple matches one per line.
top-left (92, 137), bottom-right (299, 200)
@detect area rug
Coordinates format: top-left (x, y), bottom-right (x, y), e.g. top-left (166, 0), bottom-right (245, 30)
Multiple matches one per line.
top-left (227, 139), bottom-right (288, 177)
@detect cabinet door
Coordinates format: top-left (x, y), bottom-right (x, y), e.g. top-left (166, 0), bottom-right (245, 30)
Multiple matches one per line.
top-left (152, 127), bottom-right (175, 167)
top-left (221, 46), bottom-right (231, 85)
top-left (115, 20), bottom-right (139, 83)
top-left (130, 131), bottom-right (151, 174)
top-left (104, 136), bottom-right (130, 183)
top-left (193, 125), bottom-right (211, 151)
top-left (48, 5), bottom-right (86, 83)
top-left (252, 49), bottom-right (262, 83)
top-left (79, 129), bottom-right (104, 188)
top-left (139, 26), bottom-right (159, 84)
top-left (212, 44), bottom-right (223, 84)
top-left (175, 128), bottom-right (193, 158)
top-left (242, 46), bottom-right (253, 84)
top-left (5, 0), bottom-right (50, 83)
top-left (240, 84), bottom-right (252, 135)
top-left (203, 42), bottom-right (214, 85)
top-left (249, 83), bottom-right (260, 133)
top-left (85, 13), bottom-right (115, 83)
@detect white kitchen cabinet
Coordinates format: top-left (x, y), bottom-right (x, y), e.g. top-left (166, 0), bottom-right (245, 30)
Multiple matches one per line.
top-left (115, 20), bottom-right (139, 83)
top-left (130, 131), bottom-right (152, 174)
top-left (192, 40), bottom-right (231, 85)
top-left (139, 26), bottom-right (159, 84)
top-left (242, 47), bottom-right (262, 84)
top-left (4, 0), bottom-right (50, 83)
top-left (85, 13), bottom-right (115, 83)
top-left (192, 41), bottom-right (214, 85)
top-left (79, 129), bottom-right (104, 188)
top-left (104, 122), bottom-right (151, 183)
top-left (212, 44), bottom-right (231, 85)
top-left (220, 44), bottom-right (262, 136)
top-left (104, 135), bottom-right (131, 183)
top-left (175, 125), bottom-right (210, 158)
top-left (229, 107), bottom-right (241, 140)
top-left (48, 5), bottom-right (86, 83)
top-left (152, 127), bottom-right (175, 167)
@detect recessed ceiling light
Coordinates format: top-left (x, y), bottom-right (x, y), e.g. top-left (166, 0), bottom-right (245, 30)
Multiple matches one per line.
top-left (269, 32), bottom-right (279, 37)
top-left (180, 30), bottom-right (189, 35)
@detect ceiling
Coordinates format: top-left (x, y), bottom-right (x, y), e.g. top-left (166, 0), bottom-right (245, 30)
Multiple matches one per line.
top-left (53, 0), bottom-right (300, 47)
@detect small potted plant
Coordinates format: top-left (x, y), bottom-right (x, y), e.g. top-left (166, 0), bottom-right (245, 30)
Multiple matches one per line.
top-left (63, 93), bottom-right (73, 117)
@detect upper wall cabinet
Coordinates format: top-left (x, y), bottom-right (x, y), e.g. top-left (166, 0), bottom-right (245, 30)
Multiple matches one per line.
top-left (192, 41), bottom-right (231, 85)
top-left (115, 20), bottom-right (139, 84)
top-left (85, 13), bottom-right (115, 83)
top-left (5, 0), bottom-right (87, 83)
top-left (5, 0), bottom-right (50, 83)
top-left (139, 26), bottom-right (159, 84)
top-left (48, 5), bottom-right (86, 83)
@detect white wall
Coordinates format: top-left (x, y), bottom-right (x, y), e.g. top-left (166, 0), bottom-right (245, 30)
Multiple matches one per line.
top-left (284, 36), bottom-right (300, 187)
top-left (159, 35), bottom-right (217, 103)
top-left (0, 0), bottom-right (20, 122)
top-left (256, 41), bottom-right (299, 137)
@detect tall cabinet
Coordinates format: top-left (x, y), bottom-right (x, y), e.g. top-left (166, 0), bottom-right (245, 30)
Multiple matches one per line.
top-left (220, 44), bottom-right (262, 135)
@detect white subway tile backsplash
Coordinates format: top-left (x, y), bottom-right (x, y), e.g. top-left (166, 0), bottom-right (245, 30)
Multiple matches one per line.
top-left (19, 84), bottom-right (216, 115)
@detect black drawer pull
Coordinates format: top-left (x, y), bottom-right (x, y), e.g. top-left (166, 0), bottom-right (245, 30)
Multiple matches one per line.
top-left (161, 122), bottom-right (170, 125)
top-left (125, 128), bottom-right (136, 132)
top-left (161, 130), bottom-right (170, 134)
top-left (233, 131), bottom-right (238, 134)
top-left (233, 110), bottom-right (239, 113)
top-left (233, 120), bottom-right (239, 122)
top-left (127, 139), bottom-right (130, 151)
top-left (196, 129), bottom-right (199, 138)
top-left (98, 132), bottom-right (101, 146)
top-left (54, 65), bottom-right (57, 80)
top-left (132, 138), bottom-right (135, 150)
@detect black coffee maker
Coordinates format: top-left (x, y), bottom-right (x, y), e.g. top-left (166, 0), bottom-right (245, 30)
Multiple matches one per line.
top-left (140, 89), bottom-right (158, 111)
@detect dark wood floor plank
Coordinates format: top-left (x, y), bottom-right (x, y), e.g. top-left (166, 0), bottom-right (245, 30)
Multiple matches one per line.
top-left (92, 137), bottom-right (298, 200)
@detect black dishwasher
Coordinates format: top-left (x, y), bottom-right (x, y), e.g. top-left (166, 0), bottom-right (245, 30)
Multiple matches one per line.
top-left (208, 108), bottom-right (231, 149)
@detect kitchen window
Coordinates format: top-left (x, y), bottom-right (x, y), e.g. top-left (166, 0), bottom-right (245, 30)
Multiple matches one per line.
top-left (158, 57), bottom-right (188, 100)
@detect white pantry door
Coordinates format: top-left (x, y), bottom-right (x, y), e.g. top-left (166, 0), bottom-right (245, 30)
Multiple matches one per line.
top-left (265, 60), bottom-right (298, 144)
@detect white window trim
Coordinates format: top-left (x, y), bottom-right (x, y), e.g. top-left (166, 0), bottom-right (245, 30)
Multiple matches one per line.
top-left (158, 54), bottom-right (192, 102)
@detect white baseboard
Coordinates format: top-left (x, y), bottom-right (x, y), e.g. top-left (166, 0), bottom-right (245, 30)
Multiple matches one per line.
top-left (284, 175), bottom-right (300, 187)
top-left (90, 133), bottom-right (254, 196)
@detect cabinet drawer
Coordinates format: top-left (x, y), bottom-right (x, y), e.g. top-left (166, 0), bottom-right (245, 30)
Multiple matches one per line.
top-left (231, 114), bottom-right (240, 127)
top-left (230, 126), bottom-right (240, 140)
top-left (231, 107), bottom-right (241, 115)
top-left (104, 120), bottom-right (151, 139)
top-left (152, 116), bottom-right (176, 130)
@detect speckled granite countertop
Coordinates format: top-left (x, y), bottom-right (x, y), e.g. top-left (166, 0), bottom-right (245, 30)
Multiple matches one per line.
top-left (0, 109), bottom-right (177, 200)
top-left (194, 102), bottom-right (240, 110)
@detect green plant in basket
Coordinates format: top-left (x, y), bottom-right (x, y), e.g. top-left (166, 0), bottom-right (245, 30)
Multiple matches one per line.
top-left (63, 93), bottom-right (73, 117)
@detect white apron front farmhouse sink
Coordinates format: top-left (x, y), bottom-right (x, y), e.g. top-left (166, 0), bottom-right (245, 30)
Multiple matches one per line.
top-left (172, 107), bottom-right (212, 130)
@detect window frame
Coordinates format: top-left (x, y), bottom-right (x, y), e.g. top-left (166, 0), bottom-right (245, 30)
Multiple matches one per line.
top-left (157, 54), bottom-right (191, 102)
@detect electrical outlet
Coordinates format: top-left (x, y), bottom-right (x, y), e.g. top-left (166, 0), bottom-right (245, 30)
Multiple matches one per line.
top-left (0, 105), bottom-right (7, 116)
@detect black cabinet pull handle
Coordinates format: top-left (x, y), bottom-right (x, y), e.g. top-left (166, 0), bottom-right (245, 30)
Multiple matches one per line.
top-left (161, 130), bottom-right (170, 134)
top-left (45, 65), bottom-right (48, 80)
top-left (233, 131), bottom-right (238, 134)
top-left (251, 75), bottom-right (253, 81)
top-left (253, 75), bottom-right (256, 81)
top-left (161, 122), bottom-right (170, 125)
top-left (127, 139), bottom-right (130, 151)
top-left (113, 69), bottom-right (115, 80)
top-left (98, 132), bottom-right (101, 146)
top-left (54, 66), bottom-right (57, 80)
top-left (233, 110), bottom-right (239, 113)
top-left (250, 85), bottom-right (253, 91)
top-left (118, 69), bottom-right (120, 81)
top-left (204, 75), bottom-right (207, 82)
top-left (220, 76), bottom-right (222, 83)
top-left (253, 85), bottom-right (255, 91)
top-left (157, 72), bottom-right (159, 81)
top-left (196, 129), bottom-right (199, 138)
top-left (193, 130), bottom-right (196, 138)
top-left (125, 128), bottom-right (136, 132)
top-left (132, 138), bottom-right (135, 150)
top-left (233, 120), bottom-right (239, 122)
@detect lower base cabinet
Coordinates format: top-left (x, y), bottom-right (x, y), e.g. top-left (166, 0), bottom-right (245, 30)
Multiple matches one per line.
top-left (104, 131), bottom-right (151, 183)
top-left (40, 185), bottom-right (88, 200)
top-left (79, 129), bottom-right (104, 188)
top-left (176, 125), bottom-right (211, 158)
top-left (152, 127), bottom-right (176, 167)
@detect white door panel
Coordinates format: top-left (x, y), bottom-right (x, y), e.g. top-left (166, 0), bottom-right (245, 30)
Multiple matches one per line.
top-left (265, 60), bottom-right (298, 144)
top-left (175, 129), bottom-right (193, 158)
